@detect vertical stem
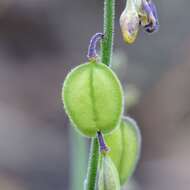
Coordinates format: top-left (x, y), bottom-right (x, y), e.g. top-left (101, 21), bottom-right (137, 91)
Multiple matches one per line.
top-left (85, 138), bottom-right (99, 190)
top-left (101, 0), bottom-right (115, 66)
top-left (70, 126), bottom-right (87, 190)
top-left (85, 0), bottom-right (115, 189)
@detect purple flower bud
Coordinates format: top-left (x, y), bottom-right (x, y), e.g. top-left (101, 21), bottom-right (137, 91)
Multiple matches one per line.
top-left (120, 7), bottom-right (140, 44)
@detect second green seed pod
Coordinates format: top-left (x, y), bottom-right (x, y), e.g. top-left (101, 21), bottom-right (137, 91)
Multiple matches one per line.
top-left (105, 117), bottom-right (141, 185)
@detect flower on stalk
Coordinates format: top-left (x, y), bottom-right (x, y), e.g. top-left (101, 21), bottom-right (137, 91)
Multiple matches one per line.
top-left (140, 0), bottom-right (159, 33)
top-left (120, 0), bottom-right (159, 44)
top-left (120, 0), bottom-right (140, 44)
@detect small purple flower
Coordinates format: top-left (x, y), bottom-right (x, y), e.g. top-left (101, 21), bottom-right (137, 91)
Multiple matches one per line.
top-left (141, 0), bottom-right (159, 33)
top-left (120, 0), bottom-right (159, 44)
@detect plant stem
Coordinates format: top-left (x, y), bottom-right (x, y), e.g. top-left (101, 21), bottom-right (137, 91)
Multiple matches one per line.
top-left (101, 0), bottom-right (115, 66)
top-left (70, 126), bottom-right (87, 190)
top-left (85, 0), bottom-right (115, 189)
top-left (85, 138), bottom-right (99, 190)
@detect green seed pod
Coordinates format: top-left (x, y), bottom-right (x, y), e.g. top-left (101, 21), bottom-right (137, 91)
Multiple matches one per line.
top-left (98, 155), bottom-right (120, 190)
top-left (62, 60), bottom-right (123, 137)
top-left (105, 117), bottom-right (141, 185)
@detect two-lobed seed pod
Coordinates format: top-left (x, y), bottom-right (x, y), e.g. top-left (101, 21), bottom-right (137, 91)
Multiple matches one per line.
top-left (105, 117), bottom-right (141, 185)
top-left (98, 155), bottom-right (120, 190)
top-left (62, 60), bottom-right (123, 137)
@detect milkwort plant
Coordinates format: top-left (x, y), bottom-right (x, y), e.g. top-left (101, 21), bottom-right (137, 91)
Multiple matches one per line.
top-left (62, 0), bottom-right (159, 189)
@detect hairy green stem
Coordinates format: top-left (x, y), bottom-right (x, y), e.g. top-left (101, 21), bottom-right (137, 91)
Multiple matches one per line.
top-left (85, 0), bottom-right (115, 189)
top-left (101, 0), bottom-right (115, 66)
top-left (85, 138), bottom-right (99, 190)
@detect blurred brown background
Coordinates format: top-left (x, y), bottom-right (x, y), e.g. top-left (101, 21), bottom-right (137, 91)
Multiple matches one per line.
top-left (0, 0), bottom-right (189, 189)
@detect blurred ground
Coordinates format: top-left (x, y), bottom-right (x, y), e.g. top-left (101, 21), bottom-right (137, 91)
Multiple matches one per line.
top-left (0, 0), bottom-right (189, 189)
